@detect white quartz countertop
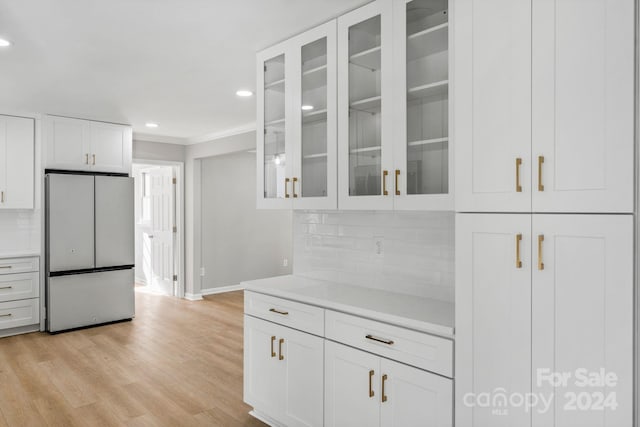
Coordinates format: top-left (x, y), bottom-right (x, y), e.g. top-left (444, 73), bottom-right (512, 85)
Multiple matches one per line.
top-left (0, 250), bottom-right (40, 259)
top-left (242, 275), bottom-right (454, 338)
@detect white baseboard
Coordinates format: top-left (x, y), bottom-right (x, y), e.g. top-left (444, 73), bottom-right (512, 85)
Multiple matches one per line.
top-left (184, 292), bottom-right (203, 301)
top-left (200, 284), bottom-right (244, 296)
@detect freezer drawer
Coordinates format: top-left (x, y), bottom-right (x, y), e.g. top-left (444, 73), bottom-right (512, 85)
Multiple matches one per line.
top-left (48, 269), bottom-right (134, 332)
top-left (95, 176), bottom-right (134, 268)
top-left (47, 174), bottom-right (95, 272)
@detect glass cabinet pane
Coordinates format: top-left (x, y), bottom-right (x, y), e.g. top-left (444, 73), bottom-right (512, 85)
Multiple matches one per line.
top-left (406, 0), bottom-right (448, 195)
top-left (301, 38), bottom-right (328, 198)
top-left (263, 54), bottom-right (286, 199)
top-left (348, 15), bottom-right (382, 197)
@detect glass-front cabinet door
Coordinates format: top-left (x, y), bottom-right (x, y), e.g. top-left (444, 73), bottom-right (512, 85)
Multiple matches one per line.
top-left (337, 0), bottom-right (394, 210)
top-left (257, 45), bottom-right (292, 209)
top-left (393, 0), bottom-right (452, 210)
top-left (291, 21), bottom-right (337, 210)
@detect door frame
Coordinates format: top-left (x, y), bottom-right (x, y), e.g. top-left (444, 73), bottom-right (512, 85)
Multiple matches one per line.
top-left (132, 158), bottom-right (185, 298)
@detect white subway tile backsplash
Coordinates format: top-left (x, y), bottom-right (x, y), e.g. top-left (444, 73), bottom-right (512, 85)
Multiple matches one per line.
top-left (293, 210), bottom-right (455, 303)
top-left (0, 210), bottom-right (41, 254)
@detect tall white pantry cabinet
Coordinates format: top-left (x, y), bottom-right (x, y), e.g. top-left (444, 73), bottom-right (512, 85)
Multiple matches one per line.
top-left (454, 1), bottom-right (635, 427)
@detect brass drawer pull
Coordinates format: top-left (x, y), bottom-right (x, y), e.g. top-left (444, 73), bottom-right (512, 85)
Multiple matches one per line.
top-left (292, 177), bottom-right (298, 198)
top-left (270, 336), bottom-right (276, 358)
top-left (85, 154), bottom-right (89, 165)
top-left (0, 191), bottom-right (4, 203)
top-left (0, 286), bottom-right (13, 290)
top-left (0, 266), bottom-right (12, 269)
top-left (269, 308), bottom-right (289, 316)
top-left (515, 158), bottom-right (523, 192)
top-left (369, 370), bottom-right (375, 397)
top-left (538, 234), bottom-right (545, 271)
top-left (278, 338), bottom-right (284, 360)
top-left (383, 170), bottom-right (389, 196)
top-left (366, 334), bottom-right (394, 345)
top-left (515, 233), bottom-right (523, 269)
top-left (285, 178), bottom-right (290, 198)
top-left (92, 154), bottom-right (96, 165)
top-left (395, 170), bottom-right (400, 196)
top-left (0, 313), bottom-right (11, 318)
top-left (538, 156), bottom-right (545, 191)
top-left (381, 374), bottom-right (388, 402)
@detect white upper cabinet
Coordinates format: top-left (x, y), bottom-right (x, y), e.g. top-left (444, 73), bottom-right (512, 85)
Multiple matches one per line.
top-left (455, 0), bottom-right (634, 213)
top-left (454, 0), bottom-right (532, 213)
top-left (257, 21), bottom-right (337, 210)
top-left (531, 0), bottom-right (634, 213)
top-left (0, 115), bottom-right (35, 210)
top-left (45, 115), bottom-right (132, 174)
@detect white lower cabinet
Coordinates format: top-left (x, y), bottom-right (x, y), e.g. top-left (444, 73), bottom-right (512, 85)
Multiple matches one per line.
top-left (244, 315), bottom-right (324, 427)
top-left (325, 341), bottom-right (452, 427)
top-left (0, 256), bottom-right (40, 336)
top-left (456, 213), bottom-right (633, 427)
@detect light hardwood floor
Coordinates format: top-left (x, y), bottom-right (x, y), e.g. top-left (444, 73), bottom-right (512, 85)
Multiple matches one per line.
top-left (0, 290), bottom-right (266, 427)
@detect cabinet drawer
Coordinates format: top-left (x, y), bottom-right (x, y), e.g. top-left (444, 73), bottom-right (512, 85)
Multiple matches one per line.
top-left (0, 298), bottom-right (39, 330)
top-left (325, 310), bottom-right (453, 378)
top-left (0, 257), bottom-right (39, 275)
top-left (0, 272), bottom-right (39, 302)
top-left (245, 291), bottom-right (324, 336)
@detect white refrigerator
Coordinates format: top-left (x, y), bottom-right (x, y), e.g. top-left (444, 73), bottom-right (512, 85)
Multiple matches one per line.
top-left (45, 172), bottom-right (135, 332)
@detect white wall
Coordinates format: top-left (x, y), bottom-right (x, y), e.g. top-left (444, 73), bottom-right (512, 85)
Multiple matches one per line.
top-left (293, 211), bottom-right (455, 302)
top-left (200, 150), bottom-right (292, 290)
top-left (133, 140), bottom-right (185, 162)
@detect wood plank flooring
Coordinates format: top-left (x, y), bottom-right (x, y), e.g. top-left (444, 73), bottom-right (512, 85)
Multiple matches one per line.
top-left (0, 290), bottom-right (266, 427)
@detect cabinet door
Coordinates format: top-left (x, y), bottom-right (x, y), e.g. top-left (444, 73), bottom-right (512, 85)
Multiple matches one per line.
top-left (0, 119), bottom-right (5, 206)
top-left (244, 315), bottom-right (285, 419)
top-left (454, 0), bottom-right (532, 212)
top-left (337, 0), bottom-right (394, 210)
top-left (456, 213), bottom-right (532, 426)
top-left (292, 21), bottom-right (337, 210)
top-left (325, 341), bottom-right (380, 427)
top-left (89, 122), bottom-right (132, 173)
top-left (380, 358), bottom-right (452, 427)
top-left (257, 43), bottom-right (294, 209)
top-left (532, 215), bottom-right (633, 427)
top-left (532, 0), bottom-right (634, 213)
top-left (46, 116), bottom-right (91, 171)
top-left (393, 0), bottom-right (452, 211)
top-left (3, 116), bottom-right (35, 209)
top-left (280, 324), bottom-right (324, 427)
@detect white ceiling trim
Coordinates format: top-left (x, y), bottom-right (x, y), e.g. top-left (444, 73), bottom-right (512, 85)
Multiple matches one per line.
top-left (186, 122), bottom-right (256, 145)
top-left (132, 132), bottom-right (188, 145)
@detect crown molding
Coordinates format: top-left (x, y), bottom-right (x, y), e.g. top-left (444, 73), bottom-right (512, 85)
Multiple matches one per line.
top-left (186, 122), bottom-right (256, 145)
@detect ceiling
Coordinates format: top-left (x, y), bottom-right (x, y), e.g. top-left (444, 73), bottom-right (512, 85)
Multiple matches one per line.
top-left (0, 0), bottom-right (370, 144)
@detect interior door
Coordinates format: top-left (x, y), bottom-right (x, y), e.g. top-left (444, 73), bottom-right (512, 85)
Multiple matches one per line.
top-left (325, 341), bottom-right (380, 427)
top-left (47, 174), bottom-right (95, 272)
top-left (141, 167), bottom-right (174, 295)
top-left (380, 358), bottom-right (453, 427)
top-left (337, 0), bottom-right (394, 210)
top-left (454, 0), bottom-right (532, 212)
top-left (532, 0), bottom-right (634, 213)
top-left (95, 176), bottom-right (134, 268)
top-left (532, 214), bottom-right (633, 427)
top-left (456, 213), bottom-right (532, 427)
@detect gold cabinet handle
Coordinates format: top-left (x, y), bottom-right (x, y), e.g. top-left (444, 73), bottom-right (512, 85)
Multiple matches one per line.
top-left (369, 370), bottom-right (375, 397)
top-left (284, 178), bottom-right (290, 198)
top-left (366, 334), bottom-right (394, 345)
top-left (515, 233), bottom-right (523, 269)
top-left (538, 235), bottom-right (545, 270)
top-left (0, 266), bottom-right (11, 269)
top-left (92, 154), bottom-right (96, 165)
top-left (515, 158), bottom-right (523, 192)
top-left (292, 177), bottom-right (298, 198)
top-left (538, 156), bottom-right (545, 191)
top-left (270, 336), bottom-right (276, 358)
top-left (269, 308), bottom-right (289, 316)
top-left (0, 313), bottom-right (11, 318)
top-left (383, 170), bottom-right (389, 196)
top-left (381, 374), bottom-right (388, 402)
top-left (0, 286), bottom-right (13, 290)
top-left (395, 170), bottom-right (400, 196)
top-left (85, 154), bottom-right (89, 165)
top-left (278, 338), bottom-right (284, 361)
top-left (0, 191), bottom-right (4, 203)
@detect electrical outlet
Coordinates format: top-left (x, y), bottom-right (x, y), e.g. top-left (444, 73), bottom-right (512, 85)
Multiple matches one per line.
top-left (283, 258), bottom-right (289, 267)
top-left (200, 267), bottom-right (205, 277)
top-left (374, 236), bottom-right (384, 258)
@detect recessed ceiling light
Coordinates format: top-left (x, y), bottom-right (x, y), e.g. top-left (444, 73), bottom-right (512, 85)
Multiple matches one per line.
top-left (0, 39), bottom-right (11, 47)
top-left (301, 105), bottom-right (314, 111)
top-left (145, 123), bottom-right (159, 128)
top-left (236, 90), bottom-right (253, 97)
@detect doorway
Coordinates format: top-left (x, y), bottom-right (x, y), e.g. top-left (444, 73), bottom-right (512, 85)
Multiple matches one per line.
top-left (132, 160), bottom-right (184, 297)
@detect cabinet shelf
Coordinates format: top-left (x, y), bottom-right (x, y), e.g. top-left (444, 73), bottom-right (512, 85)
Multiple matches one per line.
top-left (303, 109), bottom-right (328, 124)
top-left (265, 118), bottom-right (285, 127)
top-left (350, 96), bottom-right (381, 113)
top-left (407, 23), bottom-right (448, 62)
top-left (302, 65), bottom-right (328, 92)
top-left (350, 146), bottom-right (381, 155)
top-left (303, 152), bottom-right (328, 160)
top-left (265, 78), bottom-right (285, 91)
top-left (408, 137), bottom-right (448, 147)
top-left (349, 46), bottom-right (381, 71)
top-left (408, 80), bottom-right (448, 101)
